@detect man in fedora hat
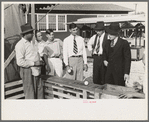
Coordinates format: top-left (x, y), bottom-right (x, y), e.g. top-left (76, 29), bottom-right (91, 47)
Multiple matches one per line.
top-left (103, 22), bottom-right (131, 86)
top-left (15, 23), bottom-right (44, 99)
top-left (87, 21), bottom-right (108, 85)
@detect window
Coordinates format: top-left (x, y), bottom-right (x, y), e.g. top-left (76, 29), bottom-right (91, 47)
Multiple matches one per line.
top-left (48, 15), bottom-right (56, 31)
top-left (58, 15), bottom-right (66, 31)
top-left (37, 14), bottom-right (67, 32)
top-left (37, 15), bottom-right (46, 31)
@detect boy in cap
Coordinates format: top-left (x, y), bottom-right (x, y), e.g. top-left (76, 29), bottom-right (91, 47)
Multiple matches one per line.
top-left (87, 21), bottom-right (108, 85)
top-left (103, 22), bottom-right (131, 86)
top-left (15, 23), bottom-right (44, 99)
top-left (63, 23), bottom-right (88, 81)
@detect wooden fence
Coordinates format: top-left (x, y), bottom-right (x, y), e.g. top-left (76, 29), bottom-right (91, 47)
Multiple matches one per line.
top-left (4, 75), bottom-right (144, 99)
top-left (5, 80), bottom-right (25, 99)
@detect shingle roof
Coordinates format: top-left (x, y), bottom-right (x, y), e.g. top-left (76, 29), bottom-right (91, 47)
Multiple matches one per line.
top-left (41, 4), bottom-right (133, 12)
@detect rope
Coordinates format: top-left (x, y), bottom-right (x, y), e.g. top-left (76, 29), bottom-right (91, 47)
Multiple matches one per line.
top-left (4, 4), bottom-right (13, 10)
top-left (4, 4), bottom-right (59, 25)
top-left (35, 4), bottom-right (59, 25)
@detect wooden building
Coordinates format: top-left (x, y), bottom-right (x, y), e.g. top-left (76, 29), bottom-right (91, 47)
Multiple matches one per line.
top-left (27, 4), bottom-right (133, 41)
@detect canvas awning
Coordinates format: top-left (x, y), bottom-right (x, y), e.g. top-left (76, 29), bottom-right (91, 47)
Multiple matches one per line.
top-left (4, 4), bottom-right (26, 38)
top-left (67, 14), bottom-right (145, 25)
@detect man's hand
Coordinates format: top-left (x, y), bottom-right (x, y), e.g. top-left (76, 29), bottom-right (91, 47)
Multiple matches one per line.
top-left (66, 65), bottom-right (70, 71)
top-left (83, 64), bottom-right (88, 72)
top-left (119, 91), bottom-right (145, 99)
top-left (34, 61), bottom-right (44, 66)
top-left (46, 65), bottom-right (51, 74)
top-left (103, 60), bottom-right (108, 67)
top-left (119, 92), bottom-right (134, 99)
top-left (59, 54), bottom-right (63, 60)
top-left (124, 74), bottom-right (129, 81)
top-left (133, 82), bottom-right (143, 92)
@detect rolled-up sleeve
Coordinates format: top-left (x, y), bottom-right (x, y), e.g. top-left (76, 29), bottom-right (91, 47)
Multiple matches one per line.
top-left (15, 44), bottom-right (34, 68)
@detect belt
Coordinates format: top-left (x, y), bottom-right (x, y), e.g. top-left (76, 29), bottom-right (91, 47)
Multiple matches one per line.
top-left (93, 54), bottom-right (103, 56)
top-left (51, 56), bottom-right (59, 58)
top-left (71, 55), bottom-right (82, 57)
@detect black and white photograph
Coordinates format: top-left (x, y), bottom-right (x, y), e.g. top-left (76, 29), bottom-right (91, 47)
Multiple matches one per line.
top-left (2, 1), bottom-right (148, 120)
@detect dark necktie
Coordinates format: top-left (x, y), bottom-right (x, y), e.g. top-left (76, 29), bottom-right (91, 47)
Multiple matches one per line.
top-left (96, 37), bottom-right (100, 53)
top-left (73, 36), bottom-right (78, 54)
top-left (111, 40), bottom-right (114, 47)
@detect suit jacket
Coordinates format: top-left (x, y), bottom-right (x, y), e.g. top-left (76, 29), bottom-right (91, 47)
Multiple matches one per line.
top-left (103, 37), bottom-right (131, 75)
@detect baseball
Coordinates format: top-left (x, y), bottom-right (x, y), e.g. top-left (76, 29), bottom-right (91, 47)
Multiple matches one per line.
top-left (84, 81), bottom-right (89, 85)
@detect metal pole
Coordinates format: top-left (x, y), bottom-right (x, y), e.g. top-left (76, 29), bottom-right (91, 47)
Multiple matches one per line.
top-left (135, 28), bottom-right (137, 47)
top-left (31, 4), bottom-right (35, 29)
top-left (31, 4), bottom-right (35, 43)
top-left (135, 4), bottom-right (137, 15)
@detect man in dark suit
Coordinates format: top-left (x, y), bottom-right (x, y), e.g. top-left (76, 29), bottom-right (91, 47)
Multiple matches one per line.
top-left (87, 21), bottom-right (108, 85)
top-left (103, 22), bottom-right (131, 86)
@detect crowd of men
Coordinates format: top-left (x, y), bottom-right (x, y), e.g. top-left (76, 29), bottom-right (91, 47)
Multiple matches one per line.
top-left (15, 21), bottom-right (145, 99)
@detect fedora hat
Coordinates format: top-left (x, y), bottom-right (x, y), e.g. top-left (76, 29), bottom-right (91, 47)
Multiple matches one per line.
top-left (94, 21), bottom-right (105, 31)
top-left (106, 22), bottom-right (121, 35)
top-left (20, 23), bottom-right (34, 34)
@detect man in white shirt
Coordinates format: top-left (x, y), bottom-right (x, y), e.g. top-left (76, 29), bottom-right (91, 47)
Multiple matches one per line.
top-left (87, 21), bottom-right (108, 85)
top-left (15, 23), bottom-right (44, 99)
top-left (63, 23), bottom-right (88, 81)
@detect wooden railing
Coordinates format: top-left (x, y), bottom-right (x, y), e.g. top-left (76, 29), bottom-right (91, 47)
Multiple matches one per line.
top-left (42, 75), bottom-right (103, 99)
top-left (42, 75), bottom-right (140, 99)
top-left (4, 75), bottom-right (144, 99)
top-left (5, 80), bottom-right (25, 99)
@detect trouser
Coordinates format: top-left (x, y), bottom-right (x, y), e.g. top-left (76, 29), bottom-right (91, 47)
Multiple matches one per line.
top-left (105, 64), bottom-right (125, 86)
top-left (65, 57), bottom-right (83, 81)
top-left (48, 58), bottom-right (63, 77)
top-left (20, 67), bottom-right (44, 99)
top-left (93, 55), bottom-right (105, 85)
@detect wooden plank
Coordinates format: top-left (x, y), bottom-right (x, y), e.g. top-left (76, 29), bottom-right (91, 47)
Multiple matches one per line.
top-left (5, 80), bottom-right (23, 88)
top-left (5, 87), bottom-right (24, 95)
top-left (76, 93), bottom-right (80, 98)
top-left (94, 88), bottom-right (102, 99)
top-left (45, 88), bottom-right (79, 99)
top-left (45, 82), bottom-right (83, 95)
top-left (102, 89), bottom-right (120, 99)
top-left (88, 95), bottom-right (94, 99)
top-left (58, 89), bottom-right (63, 99)
top-left (83, 90), bottom-right (87, 99)
top-left (45, 95), bottom-right (53, 99)
top-left (45, 89), bottom-right (53, 94)
top-left (105, 84), bottom-right (136, 93)
top-left (45, 77), bottom-right (95, 93)
top-left (6, 93), bottom-right (25, 99)
top-left (53, 91), bottom-right (79, 99)
top-left (4, 50), bottom-right (16, 69)
top-left (101, 94), bottom-right (119, 99)
top-left (53, 97), bottom-right (59, 99)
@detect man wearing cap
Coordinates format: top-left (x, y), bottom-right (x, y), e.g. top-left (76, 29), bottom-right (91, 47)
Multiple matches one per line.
top-left (63, 23), bottom-right (88, 81)
top-left (103, 22), bottom-right (131, 86)
top-left (15, 23), bottom-right (44, 99)
top-left (87, 21), bottom-right (108, 85)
